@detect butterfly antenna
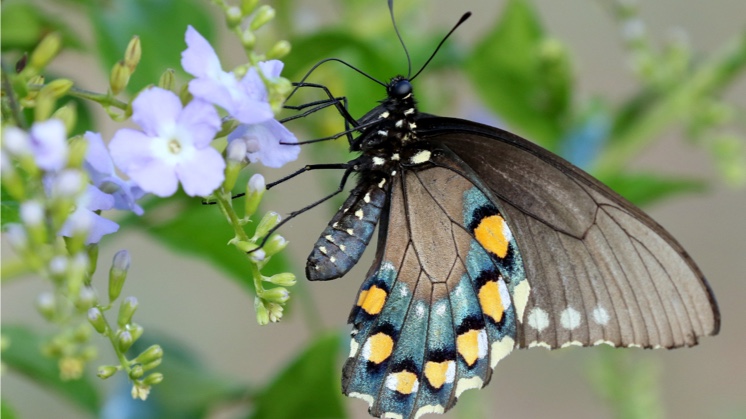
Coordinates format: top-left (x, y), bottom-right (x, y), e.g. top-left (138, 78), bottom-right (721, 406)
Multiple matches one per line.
top-left (410, 11), bottom-right (471, 81)
top-left (388, 0), bottom-right (412, 78)
top-left (287, 57), bottom-right (385, 102)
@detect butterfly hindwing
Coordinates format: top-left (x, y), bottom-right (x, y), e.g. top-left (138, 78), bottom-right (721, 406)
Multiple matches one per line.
top-left (343, 163), bottom-right (528, 418)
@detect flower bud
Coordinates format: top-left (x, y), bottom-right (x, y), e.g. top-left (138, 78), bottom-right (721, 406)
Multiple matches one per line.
top-left (43, 78), bottom-right (74, 99)
top-left (20, 200), bottom-right (47, 246)
top-left (128, 363), bottom-right (143, 379)
top-left (241, 0), bottom-right (259, 15)
top-left (262, 234), bottom-right (288, 257)
top-left (28, 32), bottom-right (62, 72)
top-left (109, 250), bottom-right (131, 302)
top-left (49, 256), bottom-right (68, 282)
top-left (110, 61), bottom-right (131, 95)
top-left (249, 248), bottom-right (266, 263)
top-left (143, 372), bottom-right (164, 386)
top-left (134, 345), bottom-right (163, 365)
top-left (36, 292), bottom-right (56, 320)
top-left (254, 296), bottom-right (269, 325)
top-left (98, 365), bottom-right (119, 379)
top-left (131, 383), bottom-right (151, 400)
top-left (75, 286), bottom-right (97, 311)
top-left (128, 323), bottom-right (145, 342)
top-left (250, 5), bottom-right (275, 31)
top-left (124, 36), bottom-right (142, 71)
top-left (244, 173), bottom-right (265, 217)
top-left (254, 211), bottom-right (280, 240)
top-left (2, 126), bottom-right (31, 156)
top-left (74, 323), bottom-right (93, 342)
top-left (81, 345), bottom-right (98, 360)
top-left (5, 224), bottom-right (28, 251)
top-left (267, 40), bottom-right (291, 60)
top-left (158, 69), bottom-right (175, 91)
top-left (52, 103), bottom-right (79, 135)
top-left (267, 302), bottom-right (284, 322)
top-left (241, 30), bottom-right (256, 50)
top-left (224, 140), bottom-right (248, 191)
top-left (142, 358), bottom-right (163, 371)
top-left (226, 6), bottom-right (242, 27)
top-left (0, 151), bottom-right (25, 200)
top-left (117, 330), bottom-right (134, 353)
top-left (87, 307), bottom-right (108, 334)
top-left (261, 287), bottom-right (289, 304)
top-left (66, 135), bottom-right (88, 169)
top-left (118, 296), bottom-right (138, 327)
top-left (265, 272), bottom-right (296, 287)
top-left (67, 252), bottom-right (89, 296)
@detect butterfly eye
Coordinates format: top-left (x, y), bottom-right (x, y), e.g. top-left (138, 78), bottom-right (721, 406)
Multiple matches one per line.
top-left (391, 79), bottom-right (412, 98)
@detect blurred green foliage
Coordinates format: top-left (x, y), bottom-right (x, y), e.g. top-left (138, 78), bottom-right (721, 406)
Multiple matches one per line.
top-left (1, 0), bottom-right (743, 418)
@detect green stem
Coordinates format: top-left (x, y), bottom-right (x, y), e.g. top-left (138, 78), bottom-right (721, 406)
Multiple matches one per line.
top-left (27, 84), bottom-right (129, 111)
top-left (0, 259), bottom-right (33, 283)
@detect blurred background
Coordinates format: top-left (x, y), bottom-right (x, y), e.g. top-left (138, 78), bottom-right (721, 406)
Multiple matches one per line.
top-left (2, 0), bottom-right (745, 418)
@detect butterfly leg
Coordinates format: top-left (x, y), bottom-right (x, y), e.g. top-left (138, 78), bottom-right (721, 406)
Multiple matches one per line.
top-left (283, 81), bottom-right (356, 145)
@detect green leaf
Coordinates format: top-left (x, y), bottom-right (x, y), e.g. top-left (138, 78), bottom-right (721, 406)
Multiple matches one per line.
top-left (1, 186), bottom-right (20, 227)
top-left (1, 325), bottom-right (100, 414)
top-left (599, 172), bottom-right (708, 207)
top-left (88, 0), bottom-right (214, 93)
top-left (0, 2), bottom-right (85, 52)
top-left (1, 399), bottom-right (19, 419)
top-left (465, 0), bottom-right (572, 150)
top-left (250, 333), bottom-right (346, 419)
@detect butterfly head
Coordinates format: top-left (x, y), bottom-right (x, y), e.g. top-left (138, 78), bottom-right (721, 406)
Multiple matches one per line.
top-left (387, 76), bottom-right (413, 100)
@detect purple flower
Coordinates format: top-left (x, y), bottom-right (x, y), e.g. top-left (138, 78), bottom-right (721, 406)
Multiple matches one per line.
top-left (109, 87), bottom-right (225, 197)
top-left (28, 119), bottom-right (69, 171)
top-left (181, 25), bottom-right (275, 124)
top-left (58, 185), bottom-right (120, 244)
top-left (83, 132), bottom-right (145, 215)
top-left (227, 119), bottom-right (300, 168)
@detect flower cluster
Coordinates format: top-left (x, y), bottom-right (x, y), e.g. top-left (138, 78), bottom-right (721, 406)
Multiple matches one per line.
top-left (2, 0), bottom-right (301, 402)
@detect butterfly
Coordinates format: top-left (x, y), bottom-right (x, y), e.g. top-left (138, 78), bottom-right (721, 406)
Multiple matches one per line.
top-left (291, 6), bottom-right (720, 419)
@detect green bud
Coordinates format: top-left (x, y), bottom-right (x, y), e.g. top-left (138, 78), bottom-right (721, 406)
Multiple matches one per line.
top-left (110, 61), bottom-right (131, 95)
top-left (109, 250), bottom-right (131, 302)
top-left (28, 32), bottom-right (62, 72)
top-left (128, 363), bottom-right (144, 379)
top-left (98, 365), bottom-right (119, 379)
top-left (81, 345), bottom-right (97, 360)
top-left (66, 252), bottom-right (89, 296)
top-left (241, 0), bottom-right (259, 15)
top-left (261, 287), bottom-right (289, 304)
top-left (128, 323), bottom-right (145, 342)
top-left (20, 200), bottom-right (47, 246)
top-left (158, 69), bottom-right (175, 91)
top-left (244, 174), bottom-right (265, 217)
top-left (241, 29), bottom-right (256, 50)
top-left (262, 234), bottom-right (288, 257)
top-left (117, 296), bottom-right (138, 327)
top-left (74, 322), bottom-right (93, 342)
top-left (87, 307), bottom-right (108, 334)
top-left (44, 78), bottom-right (75, 99)
top-left (117, 330), bottom-right (134, 353)
top-left (226, 6), bottom-right (243, 27)
top-left (75, 287), bottom-right (97, 311)
top-left (254, 211), bottom-right (280, 240)
top-left (0, 151), bottom-right (25, 200)
top-left (86, 244), bottom-right (99, 278)
top-left (36, 292), bottom-right (56, 320)
top-left (124, 36), bottom-right (142, 71)
top-left (249, 248), bottom-right (266, 263)
top-left (224, 140), bottom-right (248, 191)
top-left (254, 296), bottom-right (269, 325)
top-left (142, 358), bottom-right (163, 371)
top-left (235, 240), bottom-right (259, 253)
top-left (134, 345), bottom-right (163, 365)
top-left (250, 5), bottom-right (275, 31)
top-left (267, 302), bottom-right (284, 322)
top-left (267, 40), bottom-right (291, 60)
top-left (265, 272), bottom-right (296, 287)
top-left (52, 102), bottom-right (78, 134)
top-left (64, 135), bottom-right (88, 169)
top-left (143, 372), bottom-right (164, 386)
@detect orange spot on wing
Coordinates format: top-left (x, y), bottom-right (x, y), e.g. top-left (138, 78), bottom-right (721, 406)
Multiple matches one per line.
top-left (424, 361), bottom-right (454, 389)
top-left (357, 285), bottom-right (387, 315)
top-left (479, 281), bottom-right (504, 322)
top-left (474, 215), bottom-right (509, 258)
top-left (367, 333), bottom-right (394, 364)
top-left (393, 371), bottom-right (419, 394)
top-left (457, 330), bottom-right (481, 366)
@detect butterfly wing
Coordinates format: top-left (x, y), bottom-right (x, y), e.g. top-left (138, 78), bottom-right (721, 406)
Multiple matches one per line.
top-left (418, 115), bottom-right (720, 350)
top-left (343, 161), bottom-right (528, 418)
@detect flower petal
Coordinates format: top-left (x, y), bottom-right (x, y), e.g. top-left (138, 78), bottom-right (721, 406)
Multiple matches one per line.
top-left (175, 147), bottom-right (225, 197)
top-left (29, 119), bottom-right (68, 171)
top-left (181, 25), bottom-right (223, 79)
top-left (177, 99), bottom-right (221, 148)
top-left (228, 119), bottom-right (299, 168)
top-left (131, 88), bottom-right (183, 136)
top-left (128, 159), bottom-right (180, 197)
top-left (109, 128), bottom-right (156, 173)
top-left (83, 132), bottom-right (114, 178)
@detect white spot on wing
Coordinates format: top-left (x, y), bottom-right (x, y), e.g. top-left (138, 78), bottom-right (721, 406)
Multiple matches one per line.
top-left (372, 156), bottom-right (386, 166)
top-left (319, 246), bottom-right (327, 255)
top-left (498, 278), bottom-right (511, 311)
top-left (355, 209), bottom-right (364, 219)
top-left (415, 405), bottom-right (444, 419)
top-left (349, 339), bottom-right (359, 357)
top-left (325, 235), bottom-right (334, 243)
top-left (379, 111), bottom-right (390, 119)
top-left (560, 307), bottom-right (581, 330)
top-left (527, 307), bottom-right (549, 331)
top-left (363, 193), bottom-right (371, 203)
top-left (455, 376), bottom-right (483, 397)
top-left (560, 341), bottom-right (583, 348)
top-left (513, 279), bottom-right (531, 322)
top-left (592, 306), bottom-right (610, 325)
top-left (349, 392), bottom-right (374, 407)
top-left (528, 341), bottom-right (552, 349)
top-left (410, 150), bottom-right (431, 164)
top-left (477, 329), bottom-right (488, 359)
top-left (490, 336), bottom-right (515, 368)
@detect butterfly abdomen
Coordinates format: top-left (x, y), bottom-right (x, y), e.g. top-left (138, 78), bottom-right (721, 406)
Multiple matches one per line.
top-left (306, 179), bottom-right (390, 281)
